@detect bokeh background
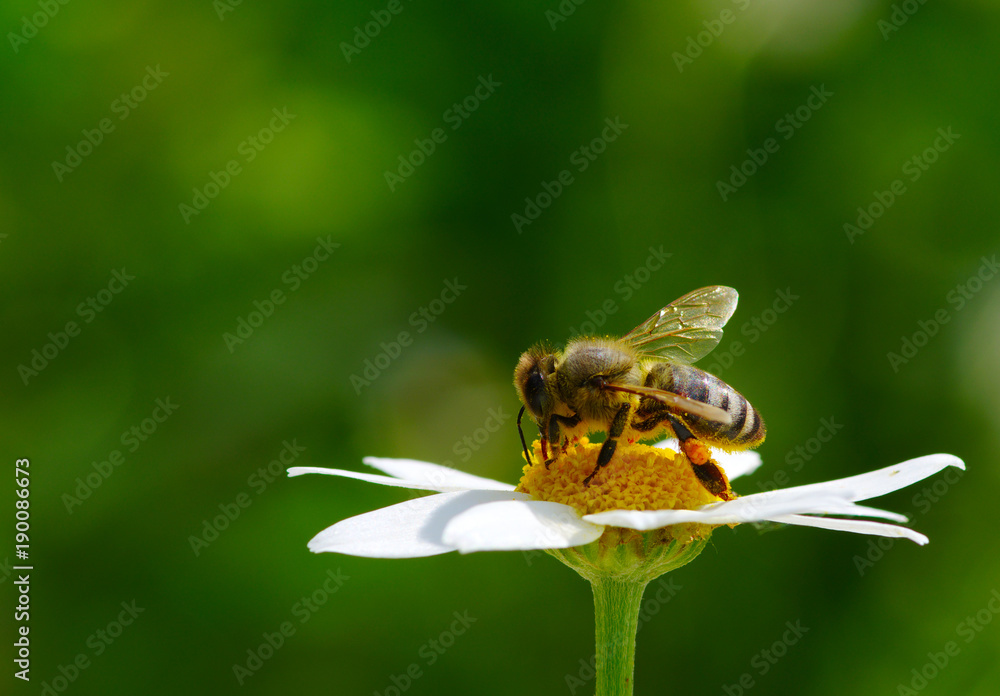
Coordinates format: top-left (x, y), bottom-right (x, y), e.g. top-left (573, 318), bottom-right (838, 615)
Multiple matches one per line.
top-left (2, 1), bottom-right (999, 695)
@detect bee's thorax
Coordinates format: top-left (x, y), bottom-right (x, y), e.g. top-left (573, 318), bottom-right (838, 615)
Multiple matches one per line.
top-left (554, 337), bottom-right (641, 422)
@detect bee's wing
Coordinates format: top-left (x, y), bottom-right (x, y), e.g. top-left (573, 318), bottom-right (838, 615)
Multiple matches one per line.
top-left (621, 286), bottom-right (738, 363)
top-left (602, 383), bottom-right (733, 425)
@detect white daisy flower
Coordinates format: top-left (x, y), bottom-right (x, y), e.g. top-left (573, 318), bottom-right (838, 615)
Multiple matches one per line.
top-left (289, 437), bottom-right (964, 557)
top-left (292, 436), bottom-right (964, 696)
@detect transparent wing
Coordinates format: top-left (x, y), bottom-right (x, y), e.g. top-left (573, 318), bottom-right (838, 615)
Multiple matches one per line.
top-left (621, 286), bottom-right (738, 363)
top-left (601, 383), bottom-right (732, 425)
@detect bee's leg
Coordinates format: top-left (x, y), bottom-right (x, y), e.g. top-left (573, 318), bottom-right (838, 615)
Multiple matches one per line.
top-left (555, 414), bottom-right (580, 454)
top-left (545, 414), bottom-right (581, 467)
top-left (663, 414), bottom-right (733, 500)
top-left (583, 404), bottom-right (631, 486)
top-left (540, 418), bottom-right (551, 464)
top-left (543, 417), bottom-right (558, 468)
top-left (630, 411), bottom-right (664, 433)
top-left (630, 399), bottom-right (732, 499)
top-left (632, 391), bottom-right (669, 432)
top-left (554, 414), bottom-right (581, 432)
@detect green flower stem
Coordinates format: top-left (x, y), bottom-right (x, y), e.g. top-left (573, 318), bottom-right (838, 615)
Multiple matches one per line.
top-left (591, 576), bottom-right (648, 696)
top-left (548, 534), bottom-right (708, 695)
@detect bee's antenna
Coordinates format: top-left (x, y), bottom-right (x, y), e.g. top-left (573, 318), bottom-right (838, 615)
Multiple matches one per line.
top-left (517, 405), bottom-right (533, 466)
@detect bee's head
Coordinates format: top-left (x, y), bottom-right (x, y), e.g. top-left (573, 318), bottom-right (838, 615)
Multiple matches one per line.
top-left (514, 344), bottom-right (558, 422)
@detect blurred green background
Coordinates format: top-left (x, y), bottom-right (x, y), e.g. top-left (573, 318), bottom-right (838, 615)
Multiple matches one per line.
top-left (2, 1), bottom-right (999, 695)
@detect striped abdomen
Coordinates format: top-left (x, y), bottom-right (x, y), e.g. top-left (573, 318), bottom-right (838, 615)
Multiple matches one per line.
top-left (637, 362), bottom-right (765, 448)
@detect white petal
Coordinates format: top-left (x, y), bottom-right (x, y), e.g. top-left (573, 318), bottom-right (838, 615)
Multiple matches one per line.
top-left (653, 438), bottom-right (679, 450)
top-left (584, 493), bottom-right (855, 530)
top-left (715, 450), bottom-right (763, 480)
top-left (443, 499), bottom-right (603, 553)
top-left (769, 514), bottom-right (930, 545)
top-left (584, 455), bottom-right (959, 538)
top-left (754, 453), bottom-right (964, 504)
top-left (307, 490), bottom-right (531, 558)
top-left (654, 438), bottom-right (762, 480)
top-left (288, 466), bottom-right (460, 493)
top-left (810, 500), bottom-right (909, 523)
top-left (698, 453), bottom-right (964, 517)
top-left (364, 457), bottom-right (516, 492)
top-left (582, 508), bottom-right (703, 531)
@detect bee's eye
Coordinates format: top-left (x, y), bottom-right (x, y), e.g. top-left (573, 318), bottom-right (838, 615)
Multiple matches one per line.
top-left (525, 371), bottom-right (547, 416)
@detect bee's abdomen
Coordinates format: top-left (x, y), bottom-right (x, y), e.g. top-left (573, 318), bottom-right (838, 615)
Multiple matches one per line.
top-left (643, 363), bottom-right (765, 448)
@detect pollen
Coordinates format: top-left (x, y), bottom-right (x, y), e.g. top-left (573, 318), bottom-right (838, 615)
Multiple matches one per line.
top-left (517, 438), bottom-right (726, 519)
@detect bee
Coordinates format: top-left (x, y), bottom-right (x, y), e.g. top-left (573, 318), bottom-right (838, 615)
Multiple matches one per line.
top-left (514, 286), bottom-right (765, 499)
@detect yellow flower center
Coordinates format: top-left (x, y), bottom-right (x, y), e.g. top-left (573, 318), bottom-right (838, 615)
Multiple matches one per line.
top-left (516, 437), bottom-right (727, 516)
top-left (520, 439), bottom-right (726, 574)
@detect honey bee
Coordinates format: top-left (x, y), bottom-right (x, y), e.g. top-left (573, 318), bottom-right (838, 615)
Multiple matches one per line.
top-left (514, 286), bottom-right (765, 499)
